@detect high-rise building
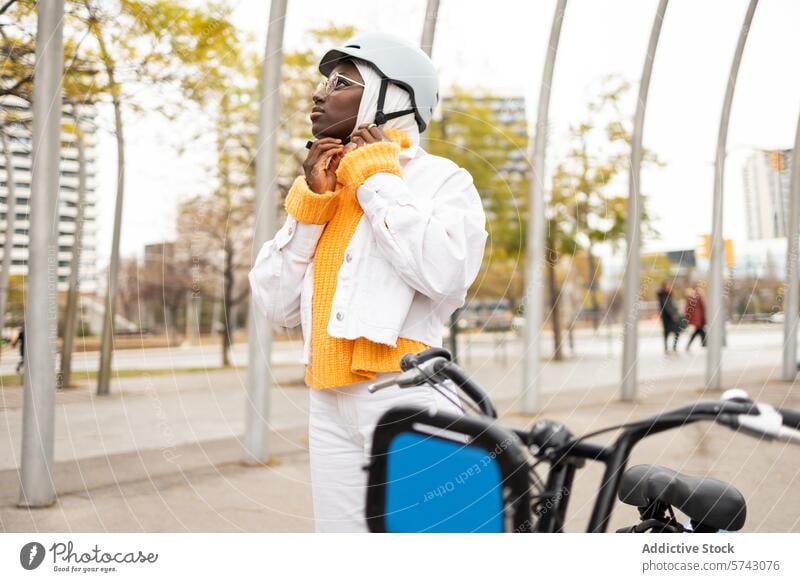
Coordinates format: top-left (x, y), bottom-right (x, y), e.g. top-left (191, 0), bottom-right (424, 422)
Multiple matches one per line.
top-left (0, 95), bottom-right (98, 293)
top-left (438, 93), bottom-right (529, 182)
top-left (742, 149), bottom-right (792, 240)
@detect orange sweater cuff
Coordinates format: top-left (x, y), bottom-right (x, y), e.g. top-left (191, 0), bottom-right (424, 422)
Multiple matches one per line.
top-left (335, 141), bottom-right (402, 189)
top-left (284, 175), bottom-right (339, 224)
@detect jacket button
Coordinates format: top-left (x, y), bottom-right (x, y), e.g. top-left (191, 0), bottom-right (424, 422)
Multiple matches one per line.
top-left (336, 312), bottom-right (344, 321)
top-left (345, 252), bottom-right (352, 263)
top-left (287, 227), bottom-right (293, 236)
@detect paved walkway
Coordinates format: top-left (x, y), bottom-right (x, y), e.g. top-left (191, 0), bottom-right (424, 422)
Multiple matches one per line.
top-left (1, 323), bottom-right (799, 532)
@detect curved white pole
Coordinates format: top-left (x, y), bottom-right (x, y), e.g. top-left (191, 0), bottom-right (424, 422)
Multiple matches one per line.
top-left (782, 113), bottom-right (800, 381)
top-left (621, 0), bottom-right (668, 401)
top-left (706, 0), bottom-right (759, 391)
top-left (243, 0), bottom-right (288, 465)
top-left (522, 0), bottom-right (567, 414)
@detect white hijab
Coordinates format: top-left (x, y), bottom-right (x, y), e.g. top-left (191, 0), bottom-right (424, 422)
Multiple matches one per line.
top-left (352, 58), bottom-right (421, 159)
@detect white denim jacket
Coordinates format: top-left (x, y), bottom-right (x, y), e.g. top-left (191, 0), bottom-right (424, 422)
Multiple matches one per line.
top-left (248, 144), bottom-right (488, 365)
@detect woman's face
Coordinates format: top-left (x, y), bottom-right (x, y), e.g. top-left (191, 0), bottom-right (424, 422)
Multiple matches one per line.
top-left (310, 60), bottom-right (364, 140)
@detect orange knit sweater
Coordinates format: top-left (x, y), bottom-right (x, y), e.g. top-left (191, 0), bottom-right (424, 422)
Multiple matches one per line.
top-left (284, 128), bottom-right (429, 390)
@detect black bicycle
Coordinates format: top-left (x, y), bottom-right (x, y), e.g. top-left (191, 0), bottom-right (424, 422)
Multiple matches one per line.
top-left (364, 348), bottom-right (800, 533)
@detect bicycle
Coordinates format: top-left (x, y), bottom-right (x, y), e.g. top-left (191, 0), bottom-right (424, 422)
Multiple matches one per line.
top-left (364, 348), bottom-right (800, 533)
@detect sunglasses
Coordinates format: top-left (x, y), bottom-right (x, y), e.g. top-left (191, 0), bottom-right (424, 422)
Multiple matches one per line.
top-left (315, 72), bottom-right (365, 97)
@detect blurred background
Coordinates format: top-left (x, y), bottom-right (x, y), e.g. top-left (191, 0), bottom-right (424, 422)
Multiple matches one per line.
top-left (1, 0), bottom-right (799, 532)
top-left (1, 1), bottom-right (798, 362)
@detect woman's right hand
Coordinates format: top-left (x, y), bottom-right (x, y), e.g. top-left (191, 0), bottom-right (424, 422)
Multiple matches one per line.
top-left (303, 138), bottom-right (344, 193)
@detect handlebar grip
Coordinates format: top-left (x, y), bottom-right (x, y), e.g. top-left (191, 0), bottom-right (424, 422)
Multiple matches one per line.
top-left (400, 348), bottom-right (452, 371)
top-left (778, 408), bottom-right (800, 430)
top-left (529, 419), bottom-right (566, 446)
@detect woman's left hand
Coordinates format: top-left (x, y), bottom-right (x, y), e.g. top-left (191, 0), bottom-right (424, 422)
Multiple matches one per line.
top-left (345, 123), bottom-right (390, 152)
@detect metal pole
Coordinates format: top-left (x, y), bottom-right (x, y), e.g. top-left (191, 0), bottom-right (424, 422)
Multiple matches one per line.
top-left (418, 0), bottom-right (439, 155)
top-left (18, 0), bottom-right (64, 508)
top-left (782, 113), bottom-right (800, 381)
top-left (420, 0), bottom-right (450, 357)
top-left (522, 0), bottom-right (567, 414)
top-left (420, 0), bottom-right (439, 57)
top-left (243, 0), bottom-right (287, 465)
top-left (706, 0), bottom-right (758, 391)
top-left (621, 0), bottom-right (668, 402)
top-left (60, 103), bottom-right (88, 389)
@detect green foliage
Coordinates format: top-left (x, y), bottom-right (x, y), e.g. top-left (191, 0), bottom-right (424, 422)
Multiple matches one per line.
top-left (3, 275), bottom-right (25, 325)
top-left (428, 88), bottom-right (529, 263)
top-left (540, 77), bottom-right (664, 353)
top-left (0, 0), bottom-right (36, 102)
top-left (548, 76), bottom-right (661, 267)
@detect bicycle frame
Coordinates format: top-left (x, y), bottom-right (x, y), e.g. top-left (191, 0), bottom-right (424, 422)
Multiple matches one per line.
top-left (367, 349), bottom-right (792, 533)
top-left (530, 401), bottom-right (759, 532)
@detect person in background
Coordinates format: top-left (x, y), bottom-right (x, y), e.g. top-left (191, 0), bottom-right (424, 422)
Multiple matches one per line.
top-left (12, 326), bottom-right (24, 374)
top-left (684, 283), bottom-right (707, 350)
top-left (656, 281), bottom-right (681, 355)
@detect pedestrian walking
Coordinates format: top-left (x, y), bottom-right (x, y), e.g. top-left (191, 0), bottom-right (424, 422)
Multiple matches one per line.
top-left (12, 326), bottom-right (24, 375)
top-left (685, 283), bottom-right (707, 350)
top-left (656, 281), bottom-right (681, 354)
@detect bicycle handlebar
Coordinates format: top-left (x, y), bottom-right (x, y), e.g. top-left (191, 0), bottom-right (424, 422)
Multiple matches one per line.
top-left (369, 352), bottom-right (498, 418)
top-left (717, 389), bottom-right (800, 444)
top-left (373, 351), bottom-right (800, 446)
top-left (433, 359), bottom-right (498, 419)
top-left (399, 347), bottom-right (452, 371)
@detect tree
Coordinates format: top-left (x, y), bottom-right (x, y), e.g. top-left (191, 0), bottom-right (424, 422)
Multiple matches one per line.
top-left (166, 10), bottom-right (253, 365)
top-left (1, 1), bottom-right (95, 366)
top-left (429, 89), bottom-right (529, 259)
top-left (427, 88), bottom-right (530, 312)
top-left (58, 102), bottom-right (91, 388)
top-left (58, 35), bottom-right (102, 388)
top-left (541, 77), bottom-right (661, 359)
top-left (171, 23), bottom-right (355, 365)
top-left (0, 2), bottom-right (34, 352)
top-left (0, 0), bottom-right (35, 101)
top-left (544, 165), bottom-right (580, 360)
top-left (73, 0), bottom-right (136, 395)
top-left (63, 0), bottom-right (247, 393)
top-left (176, 88), bottom-right (257, 366)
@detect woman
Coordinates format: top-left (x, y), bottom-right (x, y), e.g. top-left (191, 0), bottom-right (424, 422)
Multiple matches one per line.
top-left (684, 283), bottom-right (707, 350)
top-left (656, 281), bottom-right (681, 354)
top-left (249, 32), bottom-right (488, 532)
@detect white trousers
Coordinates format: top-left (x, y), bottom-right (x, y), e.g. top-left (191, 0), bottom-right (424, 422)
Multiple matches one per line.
top-left (308, 372), bottom-right (463, 533)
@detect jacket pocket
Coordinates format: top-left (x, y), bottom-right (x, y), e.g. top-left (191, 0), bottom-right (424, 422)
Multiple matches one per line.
top-left (357, 251), bottom-right (415, 330)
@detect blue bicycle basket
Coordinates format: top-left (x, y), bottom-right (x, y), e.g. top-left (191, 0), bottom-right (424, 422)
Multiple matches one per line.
top-left (366, 406), bottom-right (531, 533)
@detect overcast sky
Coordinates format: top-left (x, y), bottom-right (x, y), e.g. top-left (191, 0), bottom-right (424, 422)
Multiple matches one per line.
top-left (94, 0), bottom-right (800, 264)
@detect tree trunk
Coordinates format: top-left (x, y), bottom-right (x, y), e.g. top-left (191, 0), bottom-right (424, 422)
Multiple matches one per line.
top-left (587, 245), bottom-right (600, 331)
top-left (95, 18), bottom-right (125, 396)
top-left (59, 104), bottom-right (88, 389)
top-left (170, 298), bottom-right (183, 343)
top-left (547, 258), bottom-right (563, 361)
top-left (184, 289), bottom-right (200, 345)
top-left (0, 123), bottom-right (18, 357)
top-left (222, 240), bottom-right (233, 367)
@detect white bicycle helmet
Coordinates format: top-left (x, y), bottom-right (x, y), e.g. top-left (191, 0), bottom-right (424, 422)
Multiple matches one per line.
top-left (319, 32), bottom-right (439, 133)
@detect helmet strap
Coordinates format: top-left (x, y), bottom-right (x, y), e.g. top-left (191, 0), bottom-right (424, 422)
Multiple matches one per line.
top-left (374, 77), bottom-right (416, 126)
